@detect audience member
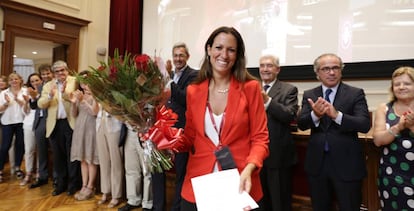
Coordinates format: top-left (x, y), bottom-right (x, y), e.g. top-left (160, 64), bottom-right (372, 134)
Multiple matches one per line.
top-left (0, 75), bottom-right (16, 176)
top-left (297, 53), bottom-right (371, 211)
top-left (0, 73), bottom-right (27, 182)
top-left (38, 60), bottom-right (81, 196)
top-left (258, 55), bottom-right (298, 211)
top-left (96, 108), bottom-right (124, 208)
top-left (69, 70), bottom-right (99, 200)
top-left (153, 42), bottom-right (198, 211)
top-left (172, 26), bottom-right (269, 210)
top-left (29, 64), bottom-right (54, 188)
top-left (373, 66), bottom-right (414, 210)
top-left (118, 125), bottom-right (152, 211)
top-left (20, 73), bottom-right (43, 186)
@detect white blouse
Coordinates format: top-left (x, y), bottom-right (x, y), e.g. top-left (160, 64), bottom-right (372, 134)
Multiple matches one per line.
top-left (0, 87), bottom-right (27, 125)
top-left (204, 106), bottom-right (224, 172)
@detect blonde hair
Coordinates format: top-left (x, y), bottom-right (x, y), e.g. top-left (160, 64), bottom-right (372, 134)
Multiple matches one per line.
top-left (390, 66), bottom-right (414, 102)
top-left (7, 72), bottom-right (24, 88)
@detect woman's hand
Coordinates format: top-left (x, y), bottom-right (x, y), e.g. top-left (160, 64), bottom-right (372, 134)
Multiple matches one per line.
top-left (403, 109), bottom-right (414, 128)
top-left (239, 163), bottom-right (256, 194)
top-left (69, 90), bottom-right (83, 104)
top-left (27, 87), bottom-right (39, 99)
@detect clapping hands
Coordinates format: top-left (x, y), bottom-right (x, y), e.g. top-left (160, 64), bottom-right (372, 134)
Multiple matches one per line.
top-left (403, 109), bottom-right (414, 129)
top-left (307, 97), bottom-right (338, 119)
top-left (69, 90), bottom-right (83, 104)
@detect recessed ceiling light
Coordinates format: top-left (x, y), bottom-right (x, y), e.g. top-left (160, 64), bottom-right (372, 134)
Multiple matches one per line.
top-left (32, 51), bottom-right (38, 54)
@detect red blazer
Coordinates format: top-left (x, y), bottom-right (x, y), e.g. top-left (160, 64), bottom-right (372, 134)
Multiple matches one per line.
top-left (178, 76), bottom-right (269, 203)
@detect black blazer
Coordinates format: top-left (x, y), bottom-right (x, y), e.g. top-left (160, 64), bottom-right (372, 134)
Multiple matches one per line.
top-left (30, 84), bottom-right (48, 131)
top-left (167, 66), bottom-right (198, 128)
top-left (297, 82), bottom-right (371, 181)
top-left (264, 80), bottom-right (298, 168)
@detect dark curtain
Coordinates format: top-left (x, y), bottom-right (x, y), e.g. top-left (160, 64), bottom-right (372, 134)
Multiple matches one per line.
top-left (109, 0), bottom-right (143, 57)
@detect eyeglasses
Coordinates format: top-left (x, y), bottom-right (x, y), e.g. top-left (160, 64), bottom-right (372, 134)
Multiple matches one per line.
top-left (259, 63), bottom-right (276, 68)
top-left (318, 66), bottom-right (342, 73)
top-left (54, 68), bottom-right (66, 73)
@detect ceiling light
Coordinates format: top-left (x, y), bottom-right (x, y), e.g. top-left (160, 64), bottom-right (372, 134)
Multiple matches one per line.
top-left (32, 51), bottom-right (38, 54)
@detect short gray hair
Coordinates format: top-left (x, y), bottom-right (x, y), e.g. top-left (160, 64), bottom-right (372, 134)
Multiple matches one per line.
top-left (172, 42), bottom-right (190, 56)
top-left (259, 54), bottom-right (280, 67)
top-left (52, 60), bottom-right (68, 72)
top-left (313, 53), bottom-right (344, 73)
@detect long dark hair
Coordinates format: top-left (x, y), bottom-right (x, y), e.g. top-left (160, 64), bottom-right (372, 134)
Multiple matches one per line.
top-left (26, 73), bottom-right (42, 89)
top-left (194, 26), bottom-right (255, 84)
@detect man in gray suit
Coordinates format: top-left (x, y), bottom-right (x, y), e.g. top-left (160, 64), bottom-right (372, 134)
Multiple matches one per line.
top-left (259, 55), bottom-right (298, 211)
top-left (297, 53), bottom-right (370, 211)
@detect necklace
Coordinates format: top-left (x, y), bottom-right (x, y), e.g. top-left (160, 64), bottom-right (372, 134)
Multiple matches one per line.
top-left (217, 88), bottom-right (229, 94)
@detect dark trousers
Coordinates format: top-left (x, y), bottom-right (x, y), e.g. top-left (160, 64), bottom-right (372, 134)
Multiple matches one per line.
top-left (260, 166), bottom-right (293, 211)
top-left (34, 117), bottom-right (49, 180)
top-left (0, 123), bottom-right (24, 170)
top-left (49, 119), bottom-right (81, 191)
top-left (171, 152), bottom-right (188, 211)
top-left (308, 153), bottom-right (362, 211)
top-left (152, 172), bottom-right (166, 211)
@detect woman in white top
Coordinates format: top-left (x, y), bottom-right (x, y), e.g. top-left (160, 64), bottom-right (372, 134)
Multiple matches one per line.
top-left (0, 73), bottom-right (27, 182)
top-left (20, 73), bottom-right (43, 186)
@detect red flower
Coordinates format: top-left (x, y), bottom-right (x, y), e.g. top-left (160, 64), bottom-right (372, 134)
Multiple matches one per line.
top-left (109, 65), bottom-right (118, 79)
top-left (98, 65), bottom-right (105, 71)
top-left (135, 54), bottom-right (150, 71)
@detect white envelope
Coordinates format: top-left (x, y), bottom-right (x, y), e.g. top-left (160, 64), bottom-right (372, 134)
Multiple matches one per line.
top-left (191, 169), bottom-right (259, 211)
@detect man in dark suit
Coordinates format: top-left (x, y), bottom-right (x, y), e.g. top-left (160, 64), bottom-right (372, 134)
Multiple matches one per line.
top-left (28, 64), bottom-right (54, 188)
top-left (151, 42), bottom-right (198, 211)
top-left (297, 53), bottom-right (371, 211)
top-left (259, 55), bottom-right (298, 211)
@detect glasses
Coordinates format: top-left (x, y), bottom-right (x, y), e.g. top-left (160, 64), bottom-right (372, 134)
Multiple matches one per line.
top-left (259, 63), bottom-right (276, 68)
top-left (54, 68), bottom-right (66, 73)
top-left (318, 66), bottom-right (342, 73)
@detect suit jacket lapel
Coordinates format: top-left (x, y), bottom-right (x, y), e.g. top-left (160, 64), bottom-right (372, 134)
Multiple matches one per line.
top-left (268, 80), bottom-right (282, 100)
top-left (177, 66), bottom-right (190, 85)
top-left (193, 80), bottom-right (209, 138)
top-left (332, 82), bottom-right (343, 107)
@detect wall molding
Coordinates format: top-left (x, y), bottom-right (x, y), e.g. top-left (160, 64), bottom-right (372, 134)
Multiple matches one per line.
top-left (44, 0), bottom-right (81, 11)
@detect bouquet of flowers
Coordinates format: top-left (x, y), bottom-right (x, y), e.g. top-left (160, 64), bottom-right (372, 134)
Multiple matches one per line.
top-left (78, 49), bottom-right (178, 173)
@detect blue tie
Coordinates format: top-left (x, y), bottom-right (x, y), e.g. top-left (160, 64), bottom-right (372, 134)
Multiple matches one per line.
top-left (324, 88), bottom-right (332, 151)
top-left (264, 84), bottom-right (270, 92)
top-left (325, 88), bottom-right (332, 103)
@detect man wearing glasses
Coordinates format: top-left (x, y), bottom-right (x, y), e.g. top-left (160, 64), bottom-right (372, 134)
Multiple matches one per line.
top-left (38, 60), bottom-right (81, 196)
top-left (297, 53), bottom-right (371, 211)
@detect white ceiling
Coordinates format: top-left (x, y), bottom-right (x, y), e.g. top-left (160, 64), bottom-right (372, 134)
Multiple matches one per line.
top-left (14, 37), bottom-right (61, 61)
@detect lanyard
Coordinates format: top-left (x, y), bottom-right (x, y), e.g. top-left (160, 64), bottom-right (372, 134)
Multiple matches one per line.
top-left (207, 102), bottom-right (225, 146)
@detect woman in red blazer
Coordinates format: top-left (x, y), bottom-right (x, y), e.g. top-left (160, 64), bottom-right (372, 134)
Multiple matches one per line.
top-left (174, 26), bottom-right (269, 211)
